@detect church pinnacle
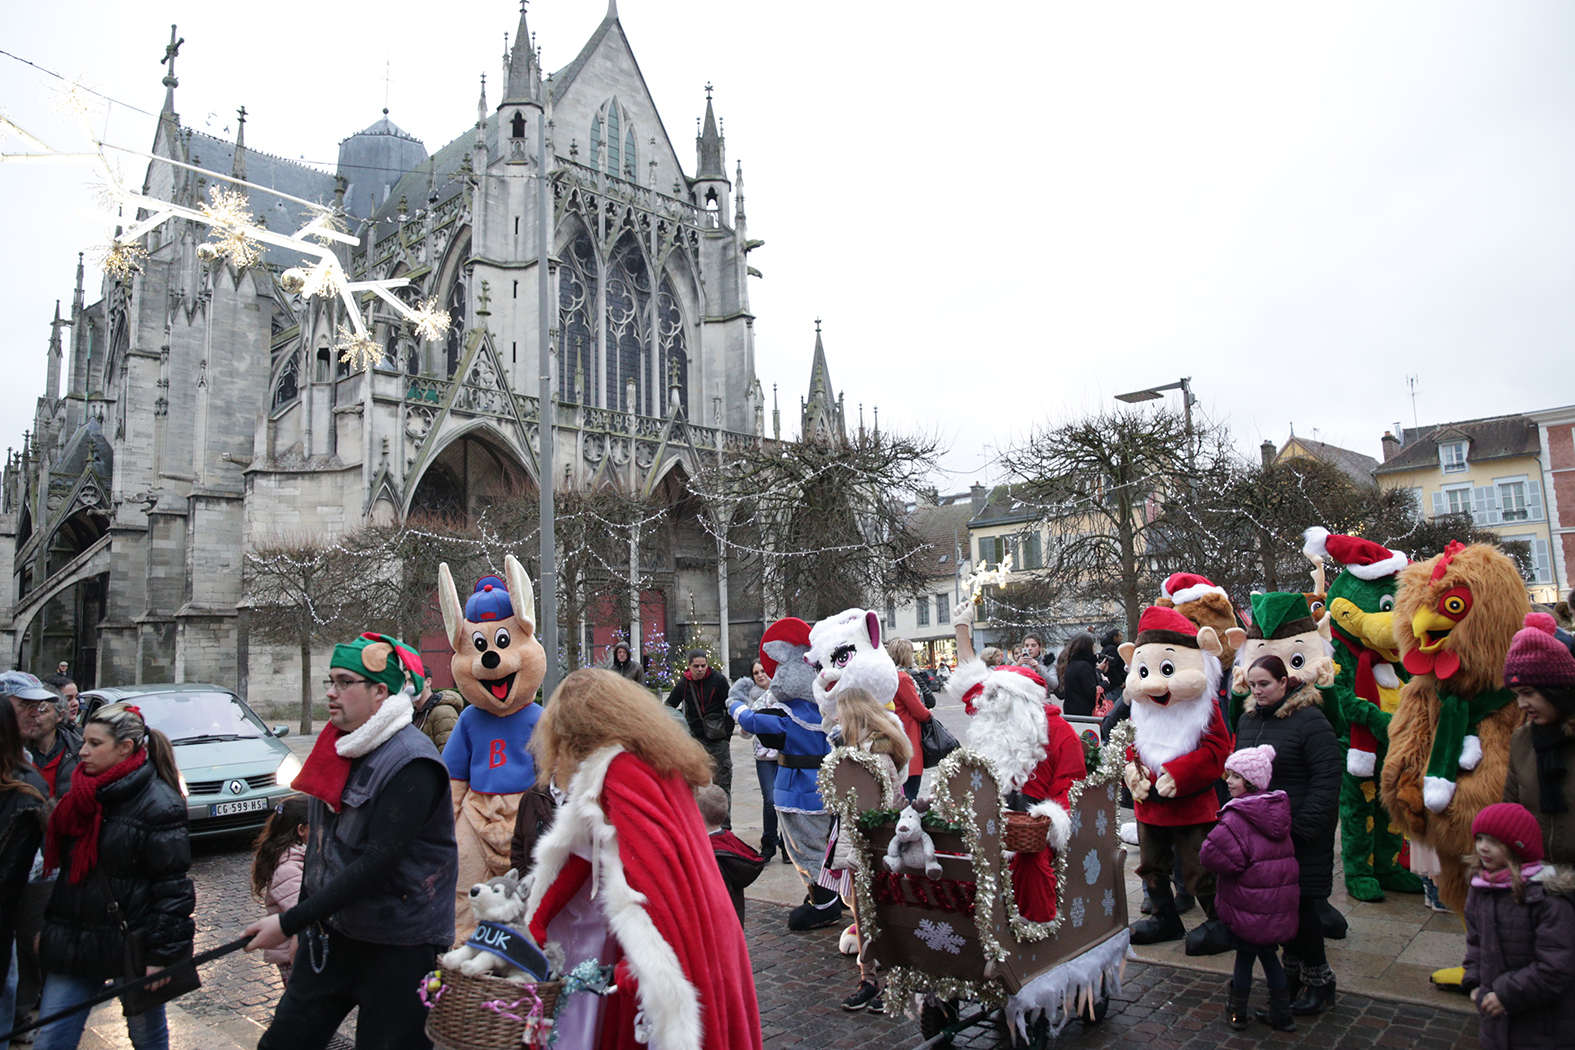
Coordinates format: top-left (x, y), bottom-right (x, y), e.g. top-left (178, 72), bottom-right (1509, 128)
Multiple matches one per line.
top-left (801, 320), bottom-right (845, 443)
top-left (696, 84), bottom-right (725, 179)
top-left (502, 0), bottom-right (542, 107)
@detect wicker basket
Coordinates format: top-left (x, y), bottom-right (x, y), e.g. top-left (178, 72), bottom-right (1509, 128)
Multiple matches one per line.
top-left (1003, 810), bottom-right (1051, 853)
top-left (425, 967), bottom-right (562, 1050)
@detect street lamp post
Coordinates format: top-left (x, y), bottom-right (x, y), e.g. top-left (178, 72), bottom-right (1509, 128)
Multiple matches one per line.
top-left (1115, 376), bottom-right (1196, 469)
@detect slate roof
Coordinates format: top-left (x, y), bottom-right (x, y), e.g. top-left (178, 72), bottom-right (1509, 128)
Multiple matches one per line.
top-left (1279, 437), bottom-right (1379, 487)
top-left (185, 130), bottom-right (338, 235)
top-left (367, 124), bottom-right (479, 225)
top-left (907, 499), bottom-right (974, 579)
top-left (969, 485), bottom-right (1041, 527)
top-left (1374, 414), bottom-right (1540, 475)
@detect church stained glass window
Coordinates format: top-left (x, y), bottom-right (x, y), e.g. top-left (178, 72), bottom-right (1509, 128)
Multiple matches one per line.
top-left (606, 105), bottom-right (621, 177)
top-left (558, 232), bottom-right (598, 402)
top-left (605, 236), bottom-right (650, 412)
top-left (444, 277), bottom-right (466, 377)
top-left (589, 115), bottom-right (602, 169)
top-left (624, 130), bottom-right (637, 179)
top-left (272, 352), bottom-right (299, 409)
top-left (657, 277), bottom-right (687, 416)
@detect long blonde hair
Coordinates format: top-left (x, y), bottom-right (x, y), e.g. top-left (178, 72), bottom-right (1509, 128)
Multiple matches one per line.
top-left (531, 669), bottom-right (714, 790)
top-left (832, 687), bottom-right (912, 770)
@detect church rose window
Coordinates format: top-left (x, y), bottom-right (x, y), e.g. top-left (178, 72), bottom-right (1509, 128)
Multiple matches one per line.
top-left (657, 277), bottom-right (687, 416)
top-left (559, 231), bottom-right (598, 402)
top-left (605, 236), bottom-right (650, 412)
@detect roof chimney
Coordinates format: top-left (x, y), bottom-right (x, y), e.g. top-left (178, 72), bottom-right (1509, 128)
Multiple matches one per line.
top-left (1260, 439), bottom-right (1277, 468)
top-left (969, 483), bottom-right (989, 517)
top-left (1381, 431), bottom-right (1402, 462)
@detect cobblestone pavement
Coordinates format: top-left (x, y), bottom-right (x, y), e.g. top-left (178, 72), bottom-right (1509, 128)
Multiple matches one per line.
top-left (178, 832), bottom-right (1479, 1049)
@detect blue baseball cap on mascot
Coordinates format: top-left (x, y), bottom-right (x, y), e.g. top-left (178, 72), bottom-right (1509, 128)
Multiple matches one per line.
top-left (466, 576), bottom-right (514, 623)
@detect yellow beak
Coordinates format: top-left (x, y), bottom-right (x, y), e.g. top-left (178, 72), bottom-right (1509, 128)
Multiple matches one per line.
top-left (1328, 598), bottom-right (1400, 660)
top-left (1411, 606), bottom-right (1457, 653)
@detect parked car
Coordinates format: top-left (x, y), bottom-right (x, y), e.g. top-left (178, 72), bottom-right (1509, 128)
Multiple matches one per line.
top-left (78, 683), bottom-right (301, 837)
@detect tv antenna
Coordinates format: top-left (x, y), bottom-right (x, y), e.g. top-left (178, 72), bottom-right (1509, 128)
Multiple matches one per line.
top-left (1406, 375), bottom-right (1419, 429)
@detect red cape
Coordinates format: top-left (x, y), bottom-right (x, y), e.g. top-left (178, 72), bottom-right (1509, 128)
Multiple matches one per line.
top-left (526, 750), bottom-right (762, 1050)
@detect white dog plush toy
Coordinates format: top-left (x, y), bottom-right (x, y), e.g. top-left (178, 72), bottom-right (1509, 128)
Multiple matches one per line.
top-left (439, 870), bottom-right (553, 982)
top-left (807, 608), bottom-right (900, 723)
top-left (884, 803), bottom-right (943, 881)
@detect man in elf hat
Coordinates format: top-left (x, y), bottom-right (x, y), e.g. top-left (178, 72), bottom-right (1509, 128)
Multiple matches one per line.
top-left (1120, 605), bottom-right (1235, 952)
top-left (1301, 527), bottom-right (1423, 903)
top-left (246, 632), bottom-right (458, 1050)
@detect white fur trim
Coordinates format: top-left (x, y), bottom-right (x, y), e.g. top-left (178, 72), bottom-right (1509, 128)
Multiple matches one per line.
top-left (524, 746), bottom-right (703, 1050)
top-left (336, 690), bottom-right (414, 758)
top-left (1422, 776), bottom-right (1456, 813)
top-left (1344, 550), bottom-right (1408, 580)
top-left (1302, 526), bottom-right (1329, 563)
top-left (1346, 749), bottom-right (1376, 778)
top-left (1373, 663), bottom-right (1400, 690)
top-left (1119, 821), bottom-right (1138, 846)
top-left (1168, 582), bottom-right (1228, 605)
top-left (1459, 735), bottom-right (1483, 771)
top-left (1029, 799), bottom-right (1072, 852)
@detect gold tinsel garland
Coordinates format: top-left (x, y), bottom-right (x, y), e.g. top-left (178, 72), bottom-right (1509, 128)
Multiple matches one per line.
top-left (816, 745), bottom-right (901, 952)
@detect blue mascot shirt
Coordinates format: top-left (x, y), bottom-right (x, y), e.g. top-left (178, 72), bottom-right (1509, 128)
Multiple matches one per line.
top-left (443, 703), bottom-right (542, 794)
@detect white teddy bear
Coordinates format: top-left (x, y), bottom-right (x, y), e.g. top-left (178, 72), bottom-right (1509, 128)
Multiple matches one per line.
top-left (884, 804), bottom-right (943, 881)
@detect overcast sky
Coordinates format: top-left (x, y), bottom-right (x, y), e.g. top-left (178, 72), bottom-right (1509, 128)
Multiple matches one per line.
top-left (4, 1), bottom-right (1573, 491)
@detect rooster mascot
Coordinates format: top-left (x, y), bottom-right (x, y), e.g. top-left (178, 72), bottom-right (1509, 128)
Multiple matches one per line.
top-left (1380, 540), bottom-right (1528, 989)
top-left (438, 554), bottom-right (547, 940)
top-left (1121, 605), bottom-right (1234, 953)
top-left (1302, 528), bottom-right (1424, 903)
top-left (524, 669), bottom-right (762, 1050)
top-left (947, 660), bottom-right (1084, 920)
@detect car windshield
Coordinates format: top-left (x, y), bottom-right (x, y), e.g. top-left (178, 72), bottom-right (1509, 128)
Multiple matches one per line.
top-left (114, 692), bottom-right (267, 743)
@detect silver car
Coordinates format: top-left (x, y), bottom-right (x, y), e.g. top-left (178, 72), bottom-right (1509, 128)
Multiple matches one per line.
top-left (79, 684), bottom-right (302, 837)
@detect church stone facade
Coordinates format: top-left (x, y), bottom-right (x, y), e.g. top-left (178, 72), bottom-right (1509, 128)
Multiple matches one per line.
top-left (2, 5), bottom-right (848, 694)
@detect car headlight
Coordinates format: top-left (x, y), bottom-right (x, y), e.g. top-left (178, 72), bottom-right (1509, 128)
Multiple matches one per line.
top-left (276, 753), bottom-right (302, 790)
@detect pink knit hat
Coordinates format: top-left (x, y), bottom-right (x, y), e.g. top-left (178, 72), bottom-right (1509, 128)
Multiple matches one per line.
top-left (1224, 745), bottom-right (1276, 792)
top-left (1504, 613), bottom-right (1575, 689)
top-left (1472, 802), bottom-right (1544, 863)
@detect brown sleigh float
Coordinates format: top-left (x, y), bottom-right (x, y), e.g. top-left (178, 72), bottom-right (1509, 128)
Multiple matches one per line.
top-left (820, 722), bottom-right (1136, 1047)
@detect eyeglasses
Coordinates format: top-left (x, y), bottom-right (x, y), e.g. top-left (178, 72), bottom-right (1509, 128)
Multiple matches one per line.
top-left (322, 677), bottom-right (370, 693)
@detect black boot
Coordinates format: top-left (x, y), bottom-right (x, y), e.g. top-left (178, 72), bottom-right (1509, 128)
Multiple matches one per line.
top-left (1226, 986), bottom-right (1250, 1031)
top-left (1184, 894), bottom-right (1234, 956)
top-left (1281, 954), bottom-right (1303, 1003)
top-left (1316, 898), bottom-right (1348, 940)
top-left (788, 885), bottom-right (845, 931)
top-left (1130, 882), bottom-right (1186, 944)
top-left (1290, 967), bottom-right (1336, 1016)
top-left (1255, 988), bottom-right (1295, 1031)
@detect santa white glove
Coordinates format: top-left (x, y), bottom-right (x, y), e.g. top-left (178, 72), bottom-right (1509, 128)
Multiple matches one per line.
top-left (1123, 760), bottom-right (1151, 803)
top-left (952, 600), bottom-right (975, 628)
top-left (1155, 771), bottom-right (1177, 798)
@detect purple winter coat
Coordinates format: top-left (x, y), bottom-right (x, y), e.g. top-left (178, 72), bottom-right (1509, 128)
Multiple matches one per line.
top-left (1463, 867), bottom-right (1575, 1050)
top-left (1199, 789), bottom-right (1299, 945)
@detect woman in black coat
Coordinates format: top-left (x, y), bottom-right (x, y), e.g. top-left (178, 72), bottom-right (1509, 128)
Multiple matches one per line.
top-left (0, 700), bottom-right (46, 1027)
top-left (1234, 655), bottom-right (1342, 1018)
top-left (1055, 632), bottom-right (1104, 717)
top-left (34, 702), bottom-right (194, 1050)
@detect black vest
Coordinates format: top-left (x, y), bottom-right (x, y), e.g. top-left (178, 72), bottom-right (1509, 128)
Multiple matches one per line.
top-left (304, 724), bottom-right (458, 946)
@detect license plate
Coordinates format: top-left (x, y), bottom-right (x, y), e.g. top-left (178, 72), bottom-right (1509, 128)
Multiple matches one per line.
top-left (210, 797), bottom-right (267, 817)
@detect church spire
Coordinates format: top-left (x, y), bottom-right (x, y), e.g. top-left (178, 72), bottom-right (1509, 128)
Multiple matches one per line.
top-left (46, 301), bottom-right (65, 403)
top-left (695, 84), bottom-right (725, 178)
top-left (502, 0), bottom-right (542, 107)
top-left (159, 25), bottom-right (183, 116)
top-left (801, 319), bottom-right (844, 443)
top-left (231, 106), bottom-right (248, 180)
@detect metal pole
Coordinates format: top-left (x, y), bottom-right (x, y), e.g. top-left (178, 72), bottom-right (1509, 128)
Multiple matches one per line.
top-left (537, 99), bottom-right (558, 702)
top-left (1179, 376), bottom-right (1195, 473)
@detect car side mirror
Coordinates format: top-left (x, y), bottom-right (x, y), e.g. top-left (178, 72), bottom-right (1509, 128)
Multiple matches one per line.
top-left (271, 725), bottom-right (290, 738)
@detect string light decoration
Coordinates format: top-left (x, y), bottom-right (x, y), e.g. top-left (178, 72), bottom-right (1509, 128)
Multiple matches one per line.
top-left (95, 238), bottom-right (148, 279)
top-left (335, 323), bottom-right (383, 372)
top-left (409, 297), bottom-right (452, 342)
top-left (46, 76), bottom-right (100, 121)
top-left (197, 187), bottom-right (263, 269)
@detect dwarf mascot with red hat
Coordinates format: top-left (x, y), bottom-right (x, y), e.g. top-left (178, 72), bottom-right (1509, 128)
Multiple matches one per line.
top-left (1120, 605), bottom-right (1235, 952)
top-left (948, 659), bottom-right (1086, 919)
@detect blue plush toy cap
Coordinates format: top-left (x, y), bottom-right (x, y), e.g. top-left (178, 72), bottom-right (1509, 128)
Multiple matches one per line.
top-left (466, 576), bottom-right (515, 623)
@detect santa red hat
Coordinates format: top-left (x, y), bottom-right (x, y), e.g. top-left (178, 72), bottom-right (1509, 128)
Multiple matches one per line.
top-left (1134, 605), bottom-right (1201, 648)
top-left (1303, 527), bottom-right (1407, 580)
top-left (1161, 573), bottom-right (1228, 606)
top-left (758, 617), bottom-right (812, 678)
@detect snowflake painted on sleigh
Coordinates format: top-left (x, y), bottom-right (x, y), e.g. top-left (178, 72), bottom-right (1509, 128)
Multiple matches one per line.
top-left (971, 770), bottom-right (985, 793)
top-left (1070, 897), bottom-right (1086, 928)
top-left (985, 817), bottom-right (997, 837)
top-left (1102, 888), bottom-right (1116, 916)
top-left (1095, 810), bottom-right (1108, 838)
top-left (1083, 848), bottom-right (1101, 885)
top-left (1068, 809), bottom-right (1083, 836)
top-left (915, 919), bottom-right (967, 955)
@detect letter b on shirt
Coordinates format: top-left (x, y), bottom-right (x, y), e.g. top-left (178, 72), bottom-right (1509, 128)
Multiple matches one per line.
top-left (489, 739), bottom-right (508, 769)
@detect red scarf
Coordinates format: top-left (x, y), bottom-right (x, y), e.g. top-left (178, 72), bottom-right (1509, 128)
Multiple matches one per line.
top-left (291, 724), bottom-right (352, 812)
top-left (45, 747), bottom-right (147, 885)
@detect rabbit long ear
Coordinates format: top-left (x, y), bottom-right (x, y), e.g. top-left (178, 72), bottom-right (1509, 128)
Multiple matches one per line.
top-left (504, 554), bottom-right (537, 632)
top-left (438, 563), bottom-right (464, 651)
top-left (863, 610), bottom-right (882, 650)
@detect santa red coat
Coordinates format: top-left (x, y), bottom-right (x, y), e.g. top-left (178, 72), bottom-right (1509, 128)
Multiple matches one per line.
top-left (1126, 704), bottom-right (1233, 827)
top-left (524, 747), bottom-right (762, 1050)
top-left (1011, 704), bottom-right (1086, 922)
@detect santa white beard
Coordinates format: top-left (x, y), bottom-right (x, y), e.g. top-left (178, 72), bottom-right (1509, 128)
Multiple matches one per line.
top-left (967, 691), bottom-right (1049, 793)
top-left (1131, 695), bottom-right (1216, 772)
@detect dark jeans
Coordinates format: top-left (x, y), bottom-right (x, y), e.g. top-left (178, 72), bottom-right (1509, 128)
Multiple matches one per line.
top-left (700, 738), bottom-right (733, 828)
top-left (259, 926), bottom-right (438, 1050)
top-left (1283, 894), bottom-right (1327, 968)
top-left (755, 760), bottom-right (779, 851)
top-left (903, 773), bottom-right (922, 800)
top-left (1232, 939), bottom-right (1286, 991)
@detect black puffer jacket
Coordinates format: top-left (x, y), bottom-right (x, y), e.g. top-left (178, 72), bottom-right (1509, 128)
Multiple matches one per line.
top-left (39, 760), bottom-right (195, 980)
top-left (0, 765), bottom-right (47, 987)
top-left (1233, 681), bottom-right (1341, 897)
top-left (1060, 651), bottom-right (1102, 717)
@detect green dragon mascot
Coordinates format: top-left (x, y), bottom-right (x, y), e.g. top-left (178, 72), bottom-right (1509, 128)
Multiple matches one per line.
top-left (1303, 527), bottom-right (1423, 902)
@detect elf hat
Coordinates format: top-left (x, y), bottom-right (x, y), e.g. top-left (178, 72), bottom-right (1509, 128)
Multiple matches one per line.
top-left (1224, 744), bottom-right (1277, 792)
top-left (759, 617), bottom-right (812, 678)
top-left (331, 633), bottom-right (425, 697)
top-left (1162, 573), bottom-right (1228, 606)
top-left (1472, 802), bottom-right (1544, 863)
top-left (465, 576), bottom-right (515, 623)
top-left (1504, 612), bottom-right (1575, 691)
top-left (1303, 527), bottom-right (1407, 580)
top-left (1135, 605), bottom-right (1201, 648)
top-left (1246, 592), bottom-right (1318, 640)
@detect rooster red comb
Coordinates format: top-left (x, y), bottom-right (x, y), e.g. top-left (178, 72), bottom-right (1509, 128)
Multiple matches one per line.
top-left (1430, 540), bottom-right (1466, 584)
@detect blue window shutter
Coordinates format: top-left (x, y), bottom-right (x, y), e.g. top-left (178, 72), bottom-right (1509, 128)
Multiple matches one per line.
top-left (1528, 479), bottom-right (1544, 521)
top-left (1431, 491), bottom-right (1446, 518)
top-left (1472, 486), bottom-right (1488, 523)
top-left (1534, 539), bottom-right (1551, 583)
top-left (1483, 485), bottom-right (1501, 526)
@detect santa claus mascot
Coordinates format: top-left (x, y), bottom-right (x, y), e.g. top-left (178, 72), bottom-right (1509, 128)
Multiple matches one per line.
top-left (438, 554), bottom-right (548, 939)
top-left (524, 669), bottom-right (762, 1050)
top-left (948, 659), bottom-right (1085, 920)
top-left (1121, 605), bottom-right (1234, 953)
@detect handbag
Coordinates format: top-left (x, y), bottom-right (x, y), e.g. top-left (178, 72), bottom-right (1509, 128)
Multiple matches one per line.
top-left (919, 716), bottom-right (960, 768)
top-left (97, 868), bottom-right (200, 1016)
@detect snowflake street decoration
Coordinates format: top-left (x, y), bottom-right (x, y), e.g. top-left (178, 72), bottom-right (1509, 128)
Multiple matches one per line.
top-left (96, 238), bottom-right (148, 280)
top-left (335, 323), bottom-right (382, 372)
top-left (409, 297), bottom-right (452, 341)
top-left (915, 919), bottom-right (966, 955)
top-left (1083, 847), bottom-right (1101, 885)
top-left (1094, 810), bottom-right (1108, 838)
top-left (1070, 897), bottom-right (1086, 928)
top-left (1102, 888), bottom-right (1116, 917)
top-left (47, 76), bottom-right (100, 121)
top-left (198, 188), bottom-right (263, 269)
